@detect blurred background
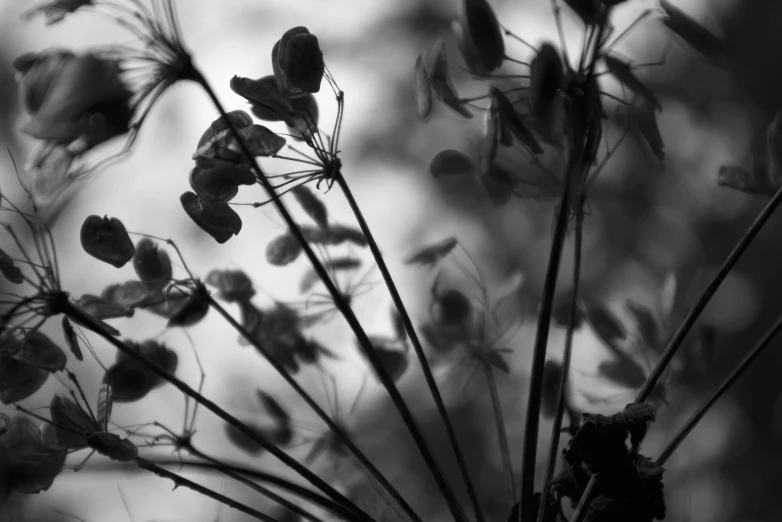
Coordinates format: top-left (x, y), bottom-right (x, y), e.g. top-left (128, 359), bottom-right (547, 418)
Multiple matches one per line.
top-left (1, 0), bottom-right (782, 521)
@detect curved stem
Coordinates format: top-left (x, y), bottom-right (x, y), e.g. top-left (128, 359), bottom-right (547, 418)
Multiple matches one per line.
top-left (536, 204), bottom-right (583, 522)
top-left (636, 183), bottom-right (782, 403)
top-left (62, 301), bottom-right (370, 522)
top-left (185, 443), bottom-right (325, 522)
top-left (208, 296), bottom-right (421, 522)
top-left (658, 315), bottom-right (782, 465)
top-left (191, 68), bottom-right (465, 522)
top-left (135, 457), bottom-right (276, 522)
top-left (336, 174), bottom-right (482, 522)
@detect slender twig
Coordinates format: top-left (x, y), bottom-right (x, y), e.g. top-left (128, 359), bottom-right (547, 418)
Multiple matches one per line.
top-left (191, 68), bottom-right (466, 522)
top-left (483, 359), bottom-right (517, 504)
top-left (571, 178), bottom-right (782, 522)
top-left (658, 315), bottom-right (782, 464)
top-left (61, 301), bottom-right (370, 522)
top-left (185, 443), bottom-right (325, 522)
top-left (208, 296), bottom-right (422, 522)
top-left (336, 174), bottom-right (483, 522)
top-left (135, 457), bottom-right (276, 522)
top-left (536, 203), bottom-right (583, 522)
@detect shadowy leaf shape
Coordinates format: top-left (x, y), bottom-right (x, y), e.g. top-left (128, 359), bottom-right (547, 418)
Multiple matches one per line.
top-left (132, 238), bottom-right (172, 291)
top-left (486, 349), bottom-right (511, 373)
top-left (552, 293), bottom-right (586, 327)
top-left (0, 248), bottom-right (24, 284)
top-left (717, 163), bottom-right (780, 196)
top-left (224, 420), bottom-right (269, 456)
top-left (292, 185), bottom-right (328, 229)
top-left (660, 0), bottom-right (728, 64)
top-left (1, 415), bottom-right (66, 493)
top-left (10, 332), bottom-right (66, 372)
top-left (266, 232), bottom-right (303, 266)
top-left (603, 54), bottom-right (661, 111)
top-left (108, 340), bottom-right (178, 402)
top-left (632, 97), bottom-right (665, 161)
top-left (530, 44), bottom-right (566, 145)
top-left (101, 280), bottom-right (163, 309)
top-left (625, 300), bottom-right (661, 350)
top-left (206, 269), bottom-right (255, 303)
top-left (0, 356), bottom-right (49, 404)
top-left (481, 163), bottom-right (516, 205)
top-left (404, 237), bottom-right (458, 266)
top-left (167, 284), bottom-right (209, 327)
top-left (492, 88), bottom-right (544, 154)
top-left (363, 337), bottom-right (409, 383)
top-left (429, 149), bottom-right (476, 178)
top-left (284, 94), bottom-right (320, 142)
top-left (144, 287), bottom-right (189, 319)
top-left (180, 191), bottom-right (242, 244)
top-left (299, 256), bottom-right (361, 294)
top-left (190, 158), bottom-right (256, 204)
top-left (275, 27), bottom-right (325, 95)
top-left (457, 0), bottom-right (505, 73)
top-left (61, 317), bottom-right (83, 361)
top-left (21, 0), bottom-right (93, 25)
top-left (257, 389), bottom-right (291, 427)
top-left (431, 289), bottom-right (472, 326)
top-left (75, 294), bottom-right (133, 319)
top-left (414, 53), bottom-right (434, 122)
top-left (80, 215), bottom-right (135, 268)
top-left (298, 223), bottom-right (367, 247)
top-left (428, 39), bottom-right (473, 118)
top-left (583, 300), bottom-right (627, 345)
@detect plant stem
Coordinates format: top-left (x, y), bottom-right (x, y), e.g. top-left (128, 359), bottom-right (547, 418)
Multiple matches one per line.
top-left (336, 174), bottom-right (483, 522)
top-left (483, 359), bottom-right (517, 505)
top-left (135, 457), bottom-right (276, 522)
top-left (536, 204), bottom-right (583, 522)
top-left (192, 68), bottom-right (466, 522)
top-left (636, 183), bottom-right (782, 403)
top-left (571, 182), bottom-right (782, 522)
top-left (208, 296), bottom-right (421, 522)
top-left (62, 301), bottom-right (370, 522)
top-left (518, 113), bottom-right (586, 522)
top-left (657, 315), bottom-right (782, 465)
top-left (186, 443), bottom-right (325, 522)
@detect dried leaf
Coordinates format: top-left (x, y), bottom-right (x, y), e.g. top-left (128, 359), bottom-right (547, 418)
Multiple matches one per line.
top-left (0, 356), bottom-right (49, 404)
top-left (167, 286), bottom-right (209, 327)
top-left (97, 376), bottom-right (113, 432)
top-left (132, 238), bottom-right (172, 290)
top-left (80, 215), bottom-right (135, 268)
top-left (459, 0), bottom-right (505, 73)
top-left (101, 280), bottom-right (163, 309)
top-left (230, 75), bottom-right (292, 122)
top-left (189, 159), bottom-right (255, 204)
top-left (428, 39), bottom-right (473, 118)
top-left (11, 331), bottom-right (66, 372)
top-left (0, 247), bottom-right (23, 284)
top-left (492, 87), bottom-right (543, 154)
top-left (717, 162), bottom-right (778, 196)
top-left (275, 26), bottom-right (325, 95)
top-left (205, 269), bottom-right (256, 303)
top-left (414, 53), bottom-right (434, 122)
top-left (75, 294), bottom-right (133, 320)
top-left (632, 97), bottom-right (665, 161)
top-left (530, 43), bottom-right (566, 144)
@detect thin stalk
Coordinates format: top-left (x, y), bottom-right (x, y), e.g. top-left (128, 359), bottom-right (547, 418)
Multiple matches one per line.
top-left (62, 301), bottom-right (370, 522)
top-left (135, 457), bottom-right (276, 522)
top-left (336, 174), bottom-right (483, 522)
top-left (636, 182), bottom-right (782, 403)
top-left (658, 315), bottom-right (782, 465)
top-left (536, 203), bottom-right (584, 522)
top-left (191, 69), bottom-right (466, 522)
top-left (101, 458), bottom-right (355, 518)
top-left (186, 443), bottom-right (325, 522)
top-left (572, 181), bottom-right (782, 522)
top-left (483, 359), bottom-right (517, 504)
top-left (518, 113), bottom-right (586, 522)
top-left (208, 296), bottom-right (422, 522)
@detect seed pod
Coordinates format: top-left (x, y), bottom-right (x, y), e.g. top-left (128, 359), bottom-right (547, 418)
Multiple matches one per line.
top-left (404, 237), bottom-right (458, 266)
top-left (492, 87), bottom-right (543, 154)
top-left (603, 54), bottom-right (661, 111)
top-left (75, 294), bottom-right (133, 320)
top-left (0, 356), bottom-right (49, 404)
top-left (0, 247), bottom-right (23, 284)
top-left (195, 110), bottom-right (254, 164)
top-left (10, 331), bottom-right (66, 372)
top-left (632, 97), bottom-right (664, 162)
top-left (180, 191), bottom-right (242, 244)
top-left (414, 53), bottom-right (434, 122)
top-left (660, 0), bottom-right (728, 63)
top-left (284, 94), bottom-right (320, 141)
top-left (224, 420), bottom-right (269, 456)
top-left (230, 75), bottom-right (292, 122)
top-left (167, 285), bottom-right (209, 327)
top-left (292, 185), bottom-right (328, 229)
top-left (274, 27), bottom-right (325, 95)
top-left (132, 238), bottom-right (172, 290)
top-left (432, 289), bottom-right (472, 326)
top-left (266, 232), bottom-right (303, 266)
top-left (206, 269), bottom-right (255, 303)
top-left (80, 215), bottom-right (135, 268)
top-left (428, 39), bottom-right (473, 118)
top-left (429, 149), bottom-right (476, 178)
top-left (50, 395), bottom-right (91, 450)
top-left (530, 43), bottom-right (565, 144)
top-left (101, 280), bottom-right (162, 309)
top-left (457, 0), bottom-right (505, 74)
top-left (189, 159), bottom-right (255, 204)
top-left (61, 317), bottom-right (83, 361)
